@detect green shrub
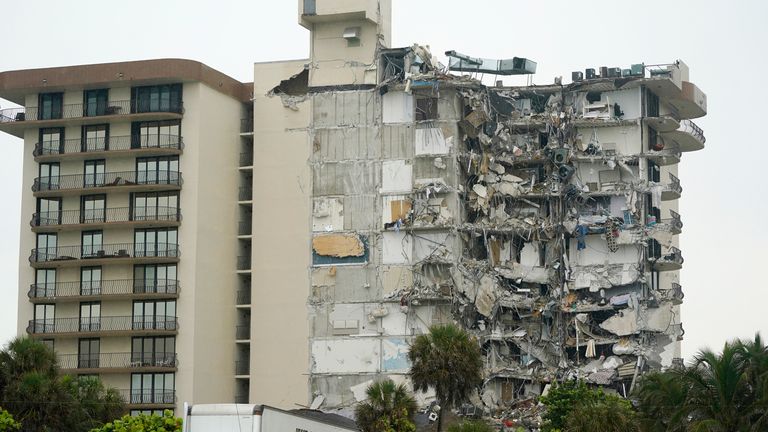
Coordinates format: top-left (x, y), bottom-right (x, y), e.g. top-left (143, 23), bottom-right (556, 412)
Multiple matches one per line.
top-left (90, 410), bottom-right (182, 432)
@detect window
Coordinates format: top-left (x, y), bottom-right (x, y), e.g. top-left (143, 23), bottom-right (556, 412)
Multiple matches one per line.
top-left (83, 89), bottom-right (108, 117)
top-left (34, 304), bottom-right (55, 333)
top-left (131, 336), bottom-right (175, 367)
top-left (36, 198), bottom-right (61, 226)
top-left (132, 84), bottom-right (182, 114)
top-left (36, 233), bottom-right (57, 262)
top-left (132, 192), bottom-right (178, 221)
top-left (136, 156), bottom-right (179, 185)
top-left (38, 93), bottom-right (63, 120)
top-left (79, 302), bottom-right (101, 331)
top-left (38, 163), bottom-right (60, 191)
top-left (134, 264), bottom-right (177, 294)
top-left (132, 120), bottom-right (180, 149)
top-left (130, 373), bottom-right (174, 404)
top-left (82, 124), bottom-right (109, 152)
top-left (41, 339), bottom-right (55, 351)
top-left (132, 300), bottom-right (176, 331)
top-left (84, 160), bottom-right (105, 187)
top-left (78, 338), bottom-right (100, 368)
top-left (38, 128), bottom-right (64, 155)
top-left (647, 89), bottom-right (660, 118)
top-left (415, 95), bottom-right (438, 121)
top-left (80, 267), bottom-right (102, 296)
top-left (647, 160), bottom-right (660, 183)
top-left (34, 269), bottom-right (56, 298)
top-left (81, 195), bottom-right (106, 223)
top-left (81, 231), bottom-right (103, 258)
top-left (134, 228), bottom-right (177, 258)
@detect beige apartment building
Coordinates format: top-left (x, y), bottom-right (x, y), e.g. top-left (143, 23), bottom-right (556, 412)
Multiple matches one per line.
top-left (1, 0), bottom-right (706, 417)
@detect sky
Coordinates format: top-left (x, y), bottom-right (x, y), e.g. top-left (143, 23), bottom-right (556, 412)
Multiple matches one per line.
top-left (0, 0), bottom-right (765, 360)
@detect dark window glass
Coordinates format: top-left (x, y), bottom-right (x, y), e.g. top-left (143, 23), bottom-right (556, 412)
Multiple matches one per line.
top-left (131, 120), bottom-right (180, 149)
top-left (38, 163), bottom-right (60, 190)
top-left (81, 230), bottom-right (103, 258)
top-left (80, 267), bottom-right (102, 296)
top-left (134, 228), bottom-right (177, 258)
top-left (81, 195), bottom-right (106, 223)
top-left (83, 89), bottom-right (108, 117)
top-left (136, 156), bottom-right (179, 185)
top-left (78, 338), bottom-right (100, 368)
top-left (82, 124), bottom-right (109, 152)
top-left (38, 128), bottom-right (64, 155)
top-left (132, 84), bottom-right (182, 114)
top-left (132, 192), bottom-right (178, 221)
top-left (84, 160), bottom-right (105, 187)
top-left (133, 264), bottom-right (177, 294)
top-left (38, 93), bottom-right (63, 120)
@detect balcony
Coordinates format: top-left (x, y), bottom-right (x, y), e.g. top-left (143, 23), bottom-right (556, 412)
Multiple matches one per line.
top-left (27, 316), bottom-right (178, 337)
top-left (240, 118), bottom-right (254, 134)
top-left (654, 246), bottom-right (684, 272)
top-left (32, 171), bottom-right (182, 197)
top-left (661, 173), bottom-right (682, 201)
top-left (235, 360), bottom-right (250, 376)
top-left (33, 135), bottom-right (183, 162)
top-left (31, 207), bottom-right (181, 231)
top-left (0, 101), bottom-right (184, 138)
top-left (236, 289), bottom-right (251, 306)
top-left (662, 210), bottom-right (683, 235)
top-left (239, 152), bottom-right (253, 167)
top-left (28, 279), bottom-right (179, 303)
top-left (59, 352), bottom-right (177, 373)
top-left (29, 243), bottom-right (179, 268)
top-left (117, 389), bottom-right (176, 408)
top-left (236, 325), bottom-right (250, 340)
top-left (238, 186), bottom-right (252, 202)
top-left (661, 119), bottom-right (706, 152)
top-left (237, 256), bottom-right (251, 272)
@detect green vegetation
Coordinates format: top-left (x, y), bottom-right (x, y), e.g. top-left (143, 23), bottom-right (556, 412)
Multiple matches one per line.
top-left (354, 379), bottom-right (417, 432)
top-left (408, 324), bottom-right (483, 432)
top-left (539, 380), bottom-right (636, 432)
top-left (0, 408), bottom-right (20, 431)
top-left (0, 336), bottom-right (124, 431)
top-left (635, 333), bottom-right (768, 431)
top-left (90, 410), bottom-right (182, 432)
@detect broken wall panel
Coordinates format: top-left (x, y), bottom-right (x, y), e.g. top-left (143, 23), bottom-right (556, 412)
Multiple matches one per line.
top-left (312, 90), bottom-right (378, 127)
top-left (312, 234), bottom-right (370, 266)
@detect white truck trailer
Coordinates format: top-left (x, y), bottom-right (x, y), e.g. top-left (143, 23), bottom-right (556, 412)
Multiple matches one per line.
top-left (182, 403), bottom-right (359, 432)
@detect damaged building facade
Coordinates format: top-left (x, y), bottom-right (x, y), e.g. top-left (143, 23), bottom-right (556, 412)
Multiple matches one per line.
top-left (267, 0), bottom-right (707, 412)
top-left (1, 0), bottom-right (706, 418)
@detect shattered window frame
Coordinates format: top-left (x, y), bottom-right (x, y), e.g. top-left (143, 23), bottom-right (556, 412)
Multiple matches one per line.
top-left (415, 94), bottom-right (438, 121)
top-left (311, 235), bottom-right (370, 266)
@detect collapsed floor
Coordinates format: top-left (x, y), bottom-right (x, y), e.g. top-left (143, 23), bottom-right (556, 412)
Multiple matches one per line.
top-left (301, 45), bottom-right (696, 420)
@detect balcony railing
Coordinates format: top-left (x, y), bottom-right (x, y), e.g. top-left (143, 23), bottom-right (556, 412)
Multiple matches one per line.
top-left (237, 256), bottom-right (251, 271)
top-left (239, 152), bottom-right (253, 167)
top-left (117, 389), bottom-right (176, 406)
top-left (26, 316), bottom-right (178, 334)
top-left (238, 186), bottom-right (252, 201)
top-left (679, 119), bottom-right (706, 144)
top-left (34, 135), bottom-right (183, 157)
top-left (31, 207), bottom-right (181, 228)
top-left (0, 100), bottom-right (183, 124)
top-left (236, 325), bottom-right (250, 340)
top-left (58, 352), bottom-right (177, 370)
top-left (236, 289), bottom-right (251, 305)
top-left (29, 243), bottom-right (180, 263)
top-left (32, 171), bottom-right (183, 193)
top-left (235, 360), bottom-right (250, 375)
top-left (240, 118), bottom-right (254, 133)
top-left (238, 220), bottom-right (252, 236)
top-left (234, 393), bottom-right (249, 404)
top-left (667, 173), bottom-right (682, 195)
top-left (28, 279), bottom-right (179, 299)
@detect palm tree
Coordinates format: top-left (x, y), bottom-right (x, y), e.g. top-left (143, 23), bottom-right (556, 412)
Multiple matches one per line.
top-left (564, 395), bottom-right (639, 432)
top-left (408, 324), bottom-right (482, 432)
top-left (354, 379), bottom-right (416, 432)
top-left (635, 333), bottom-right (768, 432)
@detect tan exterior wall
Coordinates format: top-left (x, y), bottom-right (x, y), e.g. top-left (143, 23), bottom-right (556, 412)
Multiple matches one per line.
top-left (250, 60), bottom-right (311, 408)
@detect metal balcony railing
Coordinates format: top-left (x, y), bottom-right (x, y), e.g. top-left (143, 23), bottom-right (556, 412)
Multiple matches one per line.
top-left (31, 207), bottom-right (181, 228)
top-left (58, 352), bottom-right (177, 369)
top-left (667, 173), bottom-right (682, 195)
top-left (237, 256), bottom-right (251, 271)
top-left (239, 152), bottom-right (253, 167)
top-left (238, 186), bottom-right (252, 201)
top-left (117, 389), bottom-right (176, 405)
top-left (0, 100), bottom-right (183, 123)
top-left (28, 279), bottom-right (179, 299)
top-left (234, 394), bottom-right (249, 404)
top-left (32, 171), bottom-right (183, 192)
top-left (236, 325), bottom-right (250, 340)
top-left (26, 315), bottom-right (178, 334)
top-left (33, 135), bottom-right (183, 157)
top-left (236, 289), bottom-right (251, 305)
top-left (661, 246), bottom-right (684, 265)
top-left (240, 118), bottom-right (254, 133)
top-left (238, 220), bottom-right (252, 236)
top-left (679, 119), bottom-right (706, 144)
top-left (235, 360), bottom-right (250, 375)
top-left (29, 243), bottom-right (179, 263)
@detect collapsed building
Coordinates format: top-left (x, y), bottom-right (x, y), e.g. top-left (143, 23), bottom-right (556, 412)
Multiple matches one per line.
top-left (261, 1), bottom-right (706, 415)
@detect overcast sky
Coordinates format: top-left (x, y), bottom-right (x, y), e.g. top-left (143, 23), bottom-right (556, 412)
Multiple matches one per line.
top-left (0, 0), bottom-right (765, 360)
